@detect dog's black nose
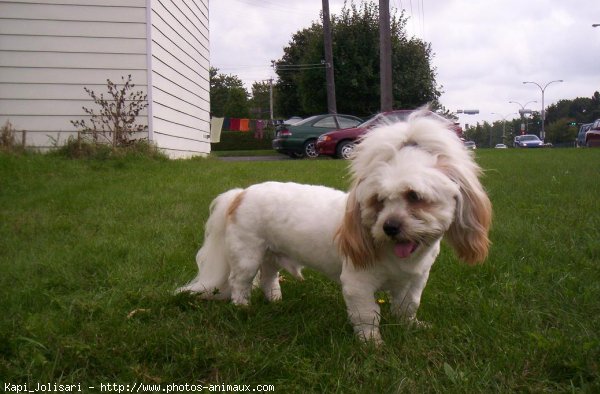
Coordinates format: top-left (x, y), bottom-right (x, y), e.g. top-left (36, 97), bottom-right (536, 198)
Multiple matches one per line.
top-left (383, 219), bottom-right (402, 237)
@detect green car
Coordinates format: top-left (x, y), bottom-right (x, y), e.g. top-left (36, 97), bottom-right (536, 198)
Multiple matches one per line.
top-left (272, 114), bottom-right (362, 158)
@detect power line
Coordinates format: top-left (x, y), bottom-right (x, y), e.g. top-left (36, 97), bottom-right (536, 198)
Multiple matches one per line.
top-left (216, 65), bottom-right (271, 72)
top-left (275, 63), bottom-right (326, 68)
top-left (272, 61), bottom-right (327, 72)
top-left (231, 0), bottom-right (317, 16)
top-left (275, 67), bottom-right (327, 71)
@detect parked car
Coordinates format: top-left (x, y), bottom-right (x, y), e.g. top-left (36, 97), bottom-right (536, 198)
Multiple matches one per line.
top-left (315, 110), bottom-right (462, 159)
top-left (283, 116), bottom-right (303, 125)
top-left (585, 119), bottom-right (600, 147)
top-left (494, 143), bottom-right (508, 149)
top-left (514, 134), bottom-right (544, 148)
top-left (272, 114), bottom-right (362, 158)
top-left (576, 123), bottom-right (592, 147)
top-left (464, 141), bottom-right (477, 150)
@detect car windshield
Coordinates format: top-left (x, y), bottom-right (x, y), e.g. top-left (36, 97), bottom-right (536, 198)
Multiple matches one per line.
top-left (337, 116), bottom-right (360, 129)
top-left (292, 115), bottom-right (320, 126)
top-left (521, 135), bottom-right (540, 141)
top-left (359, 112), bottom-right (411, 128)
top-left (358, 111), bottom-right (452, 129)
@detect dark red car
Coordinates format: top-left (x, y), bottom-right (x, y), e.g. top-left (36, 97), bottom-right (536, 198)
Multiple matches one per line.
top-left (585, 119), bottom-right (600, 147)
top-left (316, 110), bottom-right (462, 159)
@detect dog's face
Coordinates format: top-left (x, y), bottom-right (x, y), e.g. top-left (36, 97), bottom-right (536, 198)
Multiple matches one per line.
top-left (337, 112), bottom-right (492, 269)
top-left (358, 147), bottom-right (460, 260)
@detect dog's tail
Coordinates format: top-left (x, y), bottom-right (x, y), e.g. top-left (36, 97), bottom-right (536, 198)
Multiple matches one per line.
top-left (176, 188), bottom-right (244, 299)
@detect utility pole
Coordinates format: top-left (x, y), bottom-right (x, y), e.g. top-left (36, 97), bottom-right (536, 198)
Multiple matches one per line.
top-left (269, 78), bottom-right (274, 121)
top-left (379, 0), bottom-right (393, 112)
top-left (322, 0), bottom-right (337, 114)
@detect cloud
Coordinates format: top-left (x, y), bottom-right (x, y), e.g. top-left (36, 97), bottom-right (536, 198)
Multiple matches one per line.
top-left (210, 0), bottom-right (600, 124)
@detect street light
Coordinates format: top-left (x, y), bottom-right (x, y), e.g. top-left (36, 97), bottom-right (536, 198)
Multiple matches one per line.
top-left (457, 109), bottom-right (480, 115)
top-left (454, 109), bottom-right (479, 132)
top-left (593, 24), bottom-right (600, 27)
top-left (491, 112), bottom-right (517, 146)
top-left (509, 100), bottom-right (537, 113)
top-left (509, 100), bottom-right (537, 133)
top-left (522, 80), bottom-right (563, 140)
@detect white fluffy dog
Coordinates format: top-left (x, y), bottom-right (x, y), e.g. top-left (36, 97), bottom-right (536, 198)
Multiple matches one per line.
top-left (178, 110), bottom-right (492, 343)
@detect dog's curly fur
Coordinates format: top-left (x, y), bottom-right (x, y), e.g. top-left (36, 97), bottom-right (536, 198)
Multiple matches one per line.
top-left (178, 110), bottom-right (492, 343)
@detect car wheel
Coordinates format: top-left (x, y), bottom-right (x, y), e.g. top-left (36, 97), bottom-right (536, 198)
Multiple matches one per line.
top-left (336, 140), bottom-right (355, 159)
top-left (303, 140), bottom-right (318, 158)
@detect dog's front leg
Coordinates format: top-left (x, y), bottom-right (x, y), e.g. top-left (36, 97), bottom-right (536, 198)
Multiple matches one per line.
top-left (340, 276), bottom-right (382, 344)
top-left (390, 272), bottom-right (430, 326)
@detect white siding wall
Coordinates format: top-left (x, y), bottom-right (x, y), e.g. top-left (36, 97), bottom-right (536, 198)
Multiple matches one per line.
top-left (149, 0), bottom-right (210, 158)
top-left (0, 0), bottom-right (149, 149)
top-left (0, 0), bottom-right (210, 158)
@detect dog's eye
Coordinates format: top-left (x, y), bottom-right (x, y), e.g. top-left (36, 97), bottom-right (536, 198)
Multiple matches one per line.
top-left (368, 195), bottom-right (385, 212)
top-left (405, 190), bottom-right (422, 204)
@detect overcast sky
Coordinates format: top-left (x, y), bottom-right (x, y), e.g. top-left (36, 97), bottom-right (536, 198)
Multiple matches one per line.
top-left (209, 0), bottom-right (600, 126)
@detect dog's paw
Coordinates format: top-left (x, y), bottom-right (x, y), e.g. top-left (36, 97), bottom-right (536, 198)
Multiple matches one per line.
top-left (231, 294), bottom-right (250, 306)
top-left (261, 285), bottom-right (282, 302)
top-left (356, 328), bottom-right (383, 346)
top-left (407, 318), bottom-right (431, 329)
top-left (265, 292), bottom-right (282, 302)
top-left (367, 335), bottom-right (384, 347)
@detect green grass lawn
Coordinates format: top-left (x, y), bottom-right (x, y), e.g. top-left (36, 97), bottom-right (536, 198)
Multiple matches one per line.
top-left (1, 149), bottom-right (599, 392)
top-left (210, 149), bottom-right (279, 157)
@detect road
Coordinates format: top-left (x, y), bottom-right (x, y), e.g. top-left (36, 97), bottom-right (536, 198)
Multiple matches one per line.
top-left (218, 155), bottom-right (292, 162)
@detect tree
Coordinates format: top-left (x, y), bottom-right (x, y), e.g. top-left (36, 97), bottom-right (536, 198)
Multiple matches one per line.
top-left (210, 67), bottom-right (249, 118)
top-left (465, 120), bottom-right (519, 148)
top-left (592, 91), bottom-right (600, 117)
top-left (543, 90), bottom-right (600, 144)
top-left (274, 1), bottom-right (440, 117)
top-left (275, 25), bottom-right (322, 117)
top-left (546, 118), bottom-right (578, 145)
top-left (435, 105), bottom-right (458, 121)
top-left (546, 92), bottom-right (600, 125)
top-left (249, 81), bottom-right (271, 118)
top-left (391, 38), bottom-right (440, 108)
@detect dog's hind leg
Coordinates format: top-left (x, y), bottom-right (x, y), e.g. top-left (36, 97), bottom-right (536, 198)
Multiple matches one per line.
top-left (176, 243), bottom-right (233, 299)
top-left (259, 252), bottom-right (282, 302)
top-left (227, 232), bottom-right (266, 306)
top-left (274, 254), bottom-right (304, 280)
top-left (176, 189), bottom-right (244, 298)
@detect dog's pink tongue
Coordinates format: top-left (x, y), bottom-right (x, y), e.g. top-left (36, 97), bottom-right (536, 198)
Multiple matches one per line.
top-left (394, 242), bottom-right (417, 258)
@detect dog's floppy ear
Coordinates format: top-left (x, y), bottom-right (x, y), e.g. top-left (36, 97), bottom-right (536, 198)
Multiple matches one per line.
top-left (336, 181), bottom-right (377, 269)
top-left (440, 159), bottom-right (492, 265)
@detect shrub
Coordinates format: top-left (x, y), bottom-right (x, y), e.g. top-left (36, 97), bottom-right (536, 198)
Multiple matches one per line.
top-left (71, 75), bottom-right (148, 147)
top-left (1, 120), bottom-right (25, 153)
top-left (1, 120), bottom-right (16, 148)
top-left (54, 136), bottom-right (167, 160)
top-left (211, 129), bottom-right (275, 151)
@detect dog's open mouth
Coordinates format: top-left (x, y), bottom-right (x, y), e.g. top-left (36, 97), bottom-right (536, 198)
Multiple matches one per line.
top-left (393, 241), bottom-right (418, 258)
